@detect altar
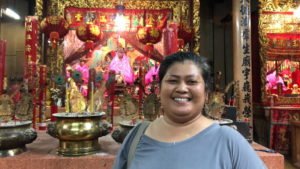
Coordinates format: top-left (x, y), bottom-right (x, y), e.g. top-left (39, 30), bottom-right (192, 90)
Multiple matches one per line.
top-left (0, 131), bottom-right (284, 169)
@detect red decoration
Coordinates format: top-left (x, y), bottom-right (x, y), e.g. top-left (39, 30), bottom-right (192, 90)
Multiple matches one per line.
top-left (25, 16), bottom-right (38, 75)
top-left (76, 23), bottom-right (103, 52)
top-left (65, 7), bottom-right (172, 31)
top-left (40, 16), bottom-right (69, 49)
top-left (177, 22), bottom-right (194, 49)
top-left (266, 33), bottom-right (300, 61)
top-left (25, 16), bottom-right (39, 129)
top-left (136, 26), bottom-right (162, 55)
top-left (38, 65), bottom-right (47, 130)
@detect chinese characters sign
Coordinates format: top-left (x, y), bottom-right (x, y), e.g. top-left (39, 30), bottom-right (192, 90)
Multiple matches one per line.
top-left (24, 16), bottom-right (38, 79)
top-left (239, 0), bottom-right (252, 119)
top-left (65, 7), bottom-right (172, 31)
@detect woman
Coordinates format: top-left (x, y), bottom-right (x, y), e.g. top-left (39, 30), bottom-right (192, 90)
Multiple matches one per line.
top-left (113, 52), bottom-right (266, 169)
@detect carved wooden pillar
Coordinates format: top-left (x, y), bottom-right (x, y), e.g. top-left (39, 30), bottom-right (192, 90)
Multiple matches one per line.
top-left (232, 0), bottom-right (253, 133)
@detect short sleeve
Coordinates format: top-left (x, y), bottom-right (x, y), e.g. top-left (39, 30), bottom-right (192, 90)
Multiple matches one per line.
top-left (222, 127), bottom-right (267, 169)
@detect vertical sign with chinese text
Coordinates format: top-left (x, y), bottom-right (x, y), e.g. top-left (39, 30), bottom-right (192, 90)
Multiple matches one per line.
top-left (233, 0), bottom-right (253, 135)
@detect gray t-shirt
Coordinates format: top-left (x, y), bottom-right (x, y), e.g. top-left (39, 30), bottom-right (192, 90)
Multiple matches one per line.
top-left (112, 122), bottom-right (267, 169)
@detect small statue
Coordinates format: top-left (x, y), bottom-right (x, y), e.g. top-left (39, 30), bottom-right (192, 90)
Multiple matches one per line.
top-left (66, 78), bottom-right (87, 113)
top-left (115, 72), bottom-right (124, 84)
top-left (14, 90), bottom-right (34, 120)
top-left (292, 84), bottom-right (300, 94)
top-left (142, 93), bottom-right (160, 121)
top-left (0, 92), bottom-right (13, 122)
top-left (142, 83), bottom-right (161, 121)
top-left (119, 89), bottom-right (138, 120)
top-left (205, 71), bottom-right (238, 120)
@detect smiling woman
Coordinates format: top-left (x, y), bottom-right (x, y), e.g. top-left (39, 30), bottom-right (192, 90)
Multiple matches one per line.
top-left (112, 52), bottom-right (267, 169)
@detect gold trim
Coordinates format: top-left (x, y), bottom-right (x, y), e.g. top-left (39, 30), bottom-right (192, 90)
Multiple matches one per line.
top-left (192, 0), bottom-right (200, 55)
top-left (35, 0), bottom-right (43, 20)
top-left (35, 0), bottom-right (200, 53)
top-left (258, 0), bottom-right (296, 100)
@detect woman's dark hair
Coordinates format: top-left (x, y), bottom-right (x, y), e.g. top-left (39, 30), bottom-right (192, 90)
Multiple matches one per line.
top-left (159, 52), bottom-right (212, 91)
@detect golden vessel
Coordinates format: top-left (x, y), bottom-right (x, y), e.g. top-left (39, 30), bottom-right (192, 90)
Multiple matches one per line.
top-left (47, 112), bottom-right (109, 156)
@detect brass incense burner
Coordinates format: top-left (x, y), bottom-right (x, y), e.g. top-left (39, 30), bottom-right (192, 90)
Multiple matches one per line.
top-left (47, 112), bottom-right (110, 156)
top-left (111, 120), bottom-right (142, 143)
top-left (0, 121), bottom-right (37, 157)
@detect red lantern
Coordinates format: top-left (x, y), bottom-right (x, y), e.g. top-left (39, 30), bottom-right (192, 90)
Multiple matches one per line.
top-left (177, 22), bottom-right (194, 49)
top-left (136, 26), bottom-right (162, 55)
top-left (40, 16), bottom-right (69, 49)
top-left (76, 23), bottom-right (103, 52)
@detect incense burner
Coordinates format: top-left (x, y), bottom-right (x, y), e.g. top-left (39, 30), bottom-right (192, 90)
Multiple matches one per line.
top-left (47, 112), bottom-right (110, 156)
top-left (0, 120), bottom-right (37, 157)
top-left (111, 120), bottom-right (141, 143)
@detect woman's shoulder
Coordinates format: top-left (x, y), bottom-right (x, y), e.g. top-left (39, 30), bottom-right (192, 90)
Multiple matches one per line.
top-left (213, 124), bottom-right (252, 147)
top-left (217, 124), bottom-right (241, 135)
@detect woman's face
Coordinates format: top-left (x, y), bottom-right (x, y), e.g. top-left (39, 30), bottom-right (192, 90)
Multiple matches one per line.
top-left (160, 61), bottom-right (207, 123)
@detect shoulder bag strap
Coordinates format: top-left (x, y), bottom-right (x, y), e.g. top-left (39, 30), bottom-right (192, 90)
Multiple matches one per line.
top-left (127, 121), bottom-right (150, 168)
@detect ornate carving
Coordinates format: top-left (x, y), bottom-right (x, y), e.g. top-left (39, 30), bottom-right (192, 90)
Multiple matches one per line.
top-left (193, 0), bottom-right (200, 54)
top-left (36, 0), bottom-right (200, 53)
top-left (35, 0), bottom-right (43, 20)
top-left (259, 0), bottom-right (295, 12)
top-left (258, 0), bottom-right (297, 100)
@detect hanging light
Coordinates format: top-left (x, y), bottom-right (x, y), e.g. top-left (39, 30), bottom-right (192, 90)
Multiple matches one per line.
top-left (1, 8), bottom-right (20, 20)
top-left (114, 0), bottom-right (126, 32)
top-left (294, 6), bottom-right (300, 18)
top-left (115, 14), bottom-right (126, 32)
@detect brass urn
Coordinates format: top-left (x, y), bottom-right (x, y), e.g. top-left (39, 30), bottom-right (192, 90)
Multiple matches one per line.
top-left (47, 112), bottom-right (110, 156)
top-left (0, 120), bottom-right (37, 157)
top-left (111, 120), bottom-right (142, 143)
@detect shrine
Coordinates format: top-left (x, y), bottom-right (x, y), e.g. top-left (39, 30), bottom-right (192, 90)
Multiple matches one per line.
top-left (1, 0), bottom-right (298, 168)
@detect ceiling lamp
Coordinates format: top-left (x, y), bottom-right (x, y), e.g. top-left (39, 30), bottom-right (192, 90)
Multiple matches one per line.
top-left (1, 8), bottom-right (20, 20)
top-left (114, 0), bottom-right (126, 32)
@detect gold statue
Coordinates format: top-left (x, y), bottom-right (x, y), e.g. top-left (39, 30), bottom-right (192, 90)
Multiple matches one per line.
top-left (66, 78), bottom-right (87, 113)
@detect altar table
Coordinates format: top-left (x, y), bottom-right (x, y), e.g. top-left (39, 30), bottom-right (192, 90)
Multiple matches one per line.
top-left (0, 131), bottom-right (284, 169)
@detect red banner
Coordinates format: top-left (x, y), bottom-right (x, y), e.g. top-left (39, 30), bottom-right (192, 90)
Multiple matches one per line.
top-left (24, 16), bottom-right (39, 128)
top-left (64, 7), bottom-right (172, 31)
top-left (39, 65), bottom-right (47, 130)
top-left (0, 40), bottom-right (6, 94)
top-left (24, 16), bottom-right (38, 79)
